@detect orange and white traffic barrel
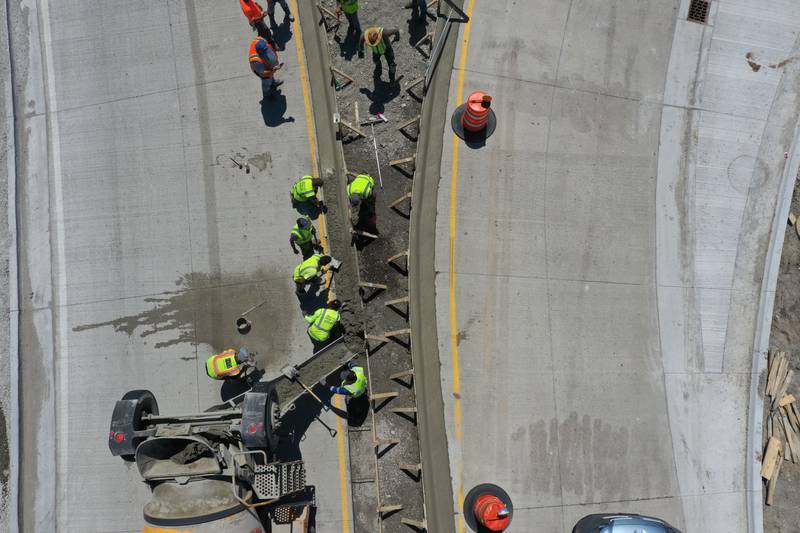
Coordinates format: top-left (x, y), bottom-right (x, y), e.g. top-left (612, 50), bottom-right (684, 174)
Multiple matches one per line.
top-left (463, 483), bottom-right (513, 532)
top-left (451, 91), bottom-right (497, 144)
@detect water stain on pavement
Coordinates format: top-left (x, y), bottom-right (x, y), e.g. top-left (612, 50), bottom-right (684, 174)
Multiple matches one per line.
top-left (72, 270), bottom-right (295, 360)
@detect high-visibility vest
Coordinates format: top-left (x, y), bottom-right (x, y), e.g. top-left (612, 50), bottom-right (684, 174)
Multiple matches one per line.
top-left (347, 174), bottom-right (375, 199)
top-left (205, 349), bottom-right (243, 379)
top-left (240, 0), bottom-right (264, 23)
top-left (338, 0), bottom-right (358, 14)
top-left (343, 366), bottom-right (368, 397)
top-left (249, 37), bottom-right (277, 77)
top-left (308, 308), bottom-right (341, 341)
top-left (294, 254), bottom-right (323, 282)
top-left (366, 28), bottom-right (386, 55)
top-left (291, 176), bottom-right (316, 202)
top-left (291, 217), bottom-right (314, 245)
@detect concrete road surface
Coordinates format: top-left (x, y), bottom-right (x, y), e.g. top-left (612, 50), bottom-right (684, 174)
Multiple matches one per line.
top-left (8, 1), bottom-right (350, 531)
top-left (436, 0), bottom-right (800, 531)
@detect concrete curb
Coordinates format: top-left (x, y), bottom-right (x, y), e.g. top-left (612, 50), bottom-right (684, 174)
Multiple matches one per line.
top-left (2, 0), bottom-right (20, 529)
top-left (747, 121), bottom-right (800, 533)
top-left (408, 5), bottom-right (464, 533)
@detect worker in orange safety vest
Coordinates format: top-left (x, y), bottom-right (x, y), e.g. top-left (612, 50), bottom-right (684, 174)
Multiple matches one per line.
top-left (239, 0), bottom-right (277, 48)
top-left (249, 37), bottom-right (284, 101)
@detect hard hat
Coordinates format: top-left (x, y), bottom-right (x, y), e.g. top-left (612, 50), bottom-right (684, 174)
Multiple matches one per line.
top-left (364, 27), bottom-right (382, 47)
top-left (255, 39), bottom-right (269, 54)
top-left (297, 217), bottom-right (311, 228)
top-left (349, 193), bottom-right (360, 206)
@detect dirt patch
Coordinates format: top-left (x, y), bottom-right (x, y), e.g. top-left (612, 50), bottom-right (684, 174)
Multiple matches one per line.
top-left (316, 1), bottom-right (434, 530)
top-left (765, 179), bottom-right (800, 531)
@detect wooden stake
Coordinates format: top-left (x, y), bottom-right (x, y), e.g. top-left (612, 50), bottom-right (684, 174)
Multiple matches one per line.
top-left (780, 394), bottom-right (796, 407)
top-left (351, 229), bottom-right (379, 239)
top-left (389, 155), bottom-right (416, 168)
top-left (401, 517), bottom-right (427, 529)
top-left (371, 391), bottom-right (400, 400)
top-left (762, 436), bottom-right (782, 480)
top-left (398, 115), bottom-right (421, 133)
top-left (330, 65), bottom-right (354, 90)
top-left (389, 192), bottom-right (412, 209)
top-left (359, 281), bottom-right (388, 290)
top-left (379, 504), bottom-right (403, 514)
top-left (766, 452), bottom-right (783, 505)
top-left (389, 368), bottom-right (414, 380)
top-left (340, 120), bottom-right (366, 139)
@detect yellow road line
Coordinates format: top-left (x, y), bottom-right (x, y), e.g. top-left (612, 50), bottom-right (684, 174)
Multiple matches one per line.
top-left (291, 3), bottom-right (350, 532)
top-left (448, 1), bottom-right (476, 531)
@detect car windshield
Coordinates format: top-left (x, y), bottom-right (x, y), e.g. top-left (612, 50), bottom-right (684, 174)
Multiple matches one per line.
top-left (600, 522), bottom-right (669, 533)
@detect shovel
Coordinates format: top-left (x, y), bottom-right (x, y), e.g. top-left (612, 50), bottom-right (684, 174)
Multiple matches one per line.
top-left (280, 365), bottom-right (329, 411)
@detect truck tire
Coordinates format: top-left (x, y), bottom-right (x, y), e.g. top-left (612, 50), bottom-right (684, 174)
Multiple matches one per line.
top-left (241, 381), bottom-right (280, 452)
top-left (108, 389), bottom-right (159, 460)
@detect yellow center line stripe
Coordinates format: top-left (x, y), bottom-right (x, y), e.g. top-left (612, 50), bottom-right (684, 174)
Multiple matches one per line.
top-left (291, 3), bottom-right (350, 532)
top-left (449, 1), bottom-right (476, 532)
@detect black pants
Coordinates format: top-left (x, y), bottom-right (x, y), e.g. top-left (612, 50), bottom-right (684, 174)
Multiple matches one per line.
top-left (253, 19), bottom-right (276, 47)
top-left (372, 43), bottom-right (396, 79)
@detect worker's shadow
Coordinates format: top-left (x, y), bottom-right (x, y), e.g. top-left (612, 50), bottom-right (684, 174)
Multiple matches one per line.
top-left (271, 19), bottom-right (293, 50)
top-left (220, 369), bottom-right (266, 403)
top-left (261, 93), bottom-right (295, 128)
top-left (407, 12), bottom-right (428, 49)
top-left (296, 284), bottom-right (330, 315)
top-left (359, 79), bottom-right (402, 115)
top-left (334, 32), bottom-right (359, 61)
top-left (292, 201), bottom-right (325, 220)
top-left (275, 391), bottom-right (325, 462)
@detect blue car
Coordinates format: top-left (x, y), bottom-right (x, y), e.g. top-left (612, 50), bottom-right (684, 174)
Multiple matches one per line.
top-left (572, 513), bottom-right (682, 533)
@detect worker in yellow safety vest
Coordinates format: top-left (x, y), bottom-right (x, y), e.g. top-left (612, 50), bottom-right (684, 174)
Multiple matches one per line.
top-left (325, 361), bottom-right (368, 399)
top-left (205, 348), bottom-right (256, 380)
top-left (347, 173), bottom-right (375, 207)
top-left (336, 0), bottom-right (363, 55)
top-left (304, 300), bottom-right (342, 343)
top-left (290, 216), bottom-right (320, 258)
top-left (290, 175), bottom-right (324, 207)
top-left (362, 27), bottom-right (400, 82)
top-left (293, 254), bottom-right (332, 294)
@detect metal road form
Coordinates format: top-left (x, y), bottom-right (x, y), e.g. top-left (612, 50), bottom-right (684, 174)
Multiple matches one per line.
top-left (8, 1), bottom-right (351, 531)
top-left (434, 0), bottom-right (800, 531)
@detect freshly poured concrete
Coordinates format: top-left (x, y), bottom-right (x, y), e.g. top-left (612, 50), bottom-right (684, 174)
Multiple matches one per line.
top-left (10, 1), bottom-right (349, 531)
top-left (435, 0), bottom-right (800, 531)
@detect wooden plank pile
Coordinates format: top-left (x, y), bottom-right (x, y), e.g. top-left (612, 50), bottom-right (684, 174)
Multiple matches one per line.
top-left (762, 349), bottom-right (800, 504)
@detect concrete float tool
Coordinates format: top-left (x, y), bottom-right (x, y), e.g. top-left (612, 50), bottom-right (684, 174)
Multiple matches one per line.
top-left (280, 364), bottom-right (329, 411)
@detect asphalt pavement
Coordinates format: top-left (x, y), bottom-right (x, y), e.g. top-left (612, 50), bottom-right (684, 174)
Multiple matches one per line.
top-left (435, 0), bottom-right (800, 531)
top-left (9, 1), bottom-right (350, 531)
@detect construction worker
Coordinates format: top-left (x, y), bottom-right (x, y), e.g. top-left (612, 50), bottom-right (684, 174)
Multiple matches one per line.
top-left (205, 348), bottom-right (256, 380)
top-left (362, 27), bottom-right (400, 82)
top-left (335, 0), bottom-right (363, 55)
top-left (266, 0), bottom-right (294, 27)
top-left (304, 300), bottom-right (342, 343)
top-left (249, 36), bottom-right (283, 101)
top-left (347, 173), bottom-right (375, 207)
top-left (326, 361), bottom-right (368, 400)
top-left (239, 0), bottom-right (277, 48)
top-left (290, 216), bottom-right (320, 257)
top-left (291, 175), bottom-right (324, 207)
top-left (293, 254), bottom-right (332, 294)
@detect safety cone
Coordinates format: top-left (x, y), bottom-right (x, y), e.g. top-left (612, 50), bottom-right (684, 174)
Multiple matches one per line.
top-left (451, 91), bottom-right (497, 143)
top-left (463, 483), bottom-right (513, 532)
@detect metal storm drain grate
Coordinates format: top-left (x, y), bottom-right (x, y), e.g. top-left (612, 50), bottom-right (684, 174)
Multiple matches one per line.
top-left (688, 0), bottom-right (710, 23)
